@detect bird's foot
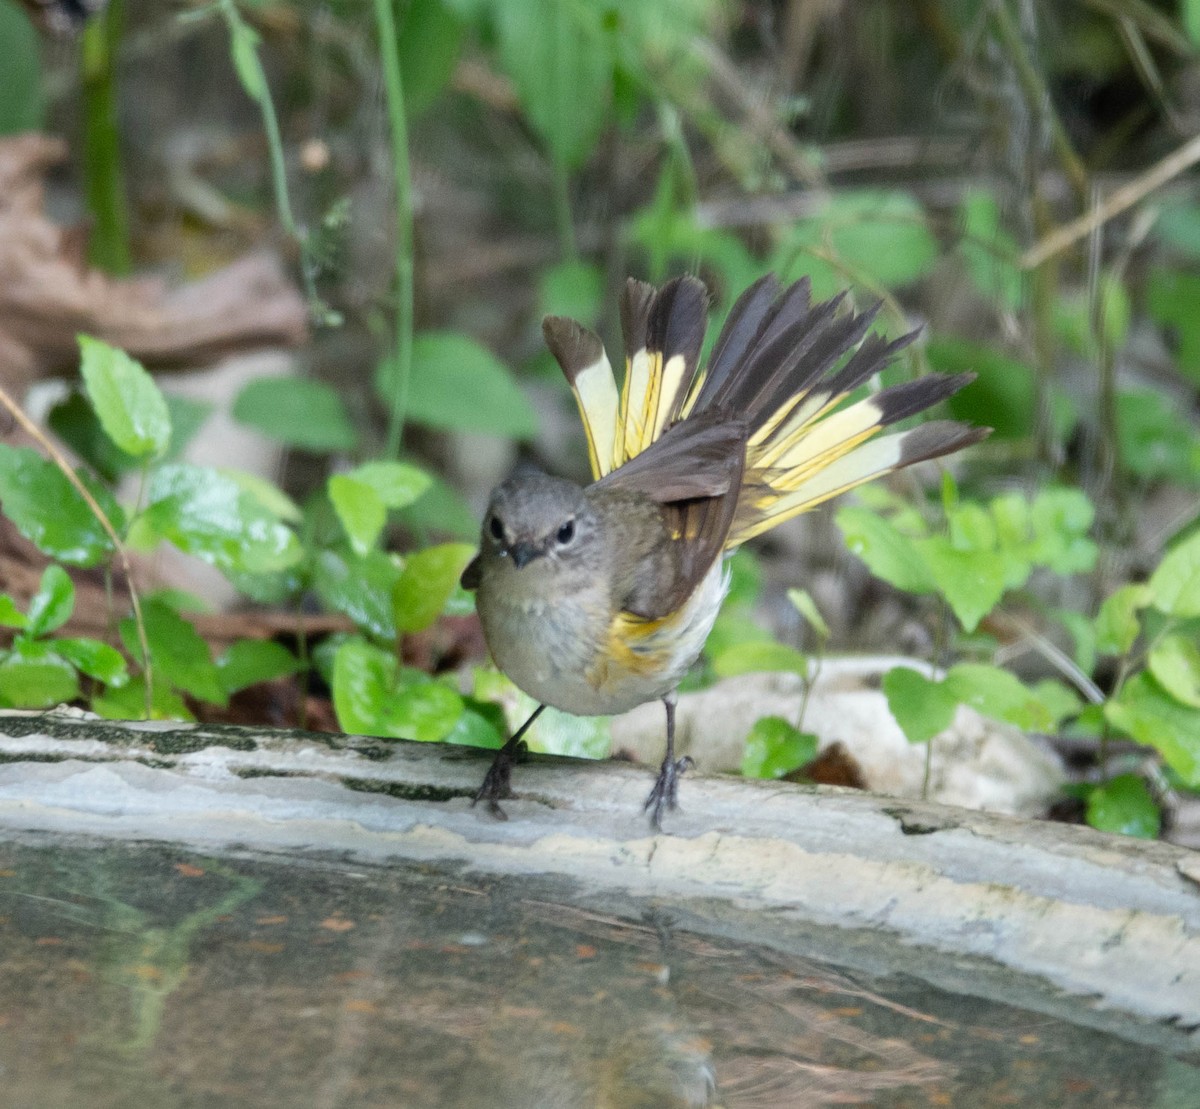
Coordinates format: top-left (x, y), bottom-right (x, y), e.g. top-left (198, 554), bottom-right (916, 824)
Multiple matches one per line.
top-left (471, 740), bottom-right (526, 821)
top-left (643, 754), bottom-right (694, 831)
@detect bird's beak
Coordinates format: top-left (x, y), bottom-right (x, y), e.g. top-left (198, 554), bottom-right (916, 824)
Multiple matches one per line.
top-left (508, 541), bottom-right (540, 569)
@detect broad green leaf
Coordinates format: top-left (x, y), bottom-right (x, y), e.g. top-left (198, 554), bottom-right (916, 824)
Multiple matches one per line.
top-left (1094, 583), bottom-right (1151, 656)
top-left (741, 715), bottom-right (817, 780)
top-left (1105, 673), bottom-right (1200, 788)
top-left (0, 0), bottom-right (44, 135)
top-left (78, 336), bottom-right (171, 458)
top-left (220, 469), bottom-right (302, 523)
top-left (1146, 268), bottom-right (1200, 385)
top-left (393, 543), bottom-right (477, 633)
top-left (398, 473), bottom-right (479, 541)
top-left (836, 506), bottom-right (935, 594)
top-left (398, 0), bottom-right (465, 117)
top-left (25, 565), bottom-right (75, 638)
top-left (1116, 389), bottom-right (1200, 486)
top-left (821, 190), bottom-right (939, 289)
top-left (494, 0), bottom-right (611, 170)
top-left (1148, 530), bottom-right (1200, 618)
top-left (441, 702), bottom-right (505, 750)
top-left (1085, 774), bottom-right (1161, 839)
top-left (929, 336), bottom-right (1076, 442)
top-left (0, 444), bottom-right (122, 566)
top-left (140, 463), bottom-right (302, 576)
top-left (351, 461), bottom-right (434, 509)
top-left (1027, 487), bottom-right (1097, 575)
top-left (538, 260), bottom-right (605, 323)
top-left (329, 475), bottom-right (386, 556)
top-left (0, 647), bottom-right (79, 709)
top-left (1154, 199), bottom-right (1200, 256)
top-left (787, 588), bottom-right (830, 640)
top-left (1148, 633), bottom-right (1200, 709)
top-left (882, 666), bottom-right (959, 744)
top-left (91, 675), bottom-right (192, 721)
top-left (217, 639), bottom-right (301, 695)
top-left (711, 640), bottom-right (808, 679)
top-left (120, 600), bottom-right (225, 706)
top-left (385, 332), bottom-right (538, 438)
top-left (917, 536), bottom-right (1010, 632)
top-left (1030, 679), bottom-right (1083, 727)
top-left (232, 377), bottom-right (359, 452)
top-left (53, 637), bottom-right (128, 686)
top-left (0, 594), bottom-right (25, 630)
top-left (313, 549), bottom-right (402, 640)
top-left (944, 663), bottom-right (1053, 731)
top-left (332, 638), bottom-right (463, 741)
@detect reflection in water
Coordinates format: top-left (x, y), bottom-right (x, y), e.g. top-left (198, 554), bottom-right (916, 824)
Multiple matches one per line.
top-left (0, 838), bottom-right (1191, 1108)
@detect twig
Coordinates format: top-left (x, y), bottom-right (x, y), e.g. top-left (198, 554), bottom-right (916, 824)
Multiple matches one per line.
top-left (0, 385), bottom-right (153, 716)
top-left (1021, 131), bottom-right (1200, 268)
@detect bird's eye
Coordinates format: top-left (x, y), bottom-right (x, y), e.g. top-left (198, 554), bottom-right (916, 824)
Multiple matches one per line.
top-left (556, 519), bottom-right (576, 545)
top-left (489, 515), bottom-right (504, 541)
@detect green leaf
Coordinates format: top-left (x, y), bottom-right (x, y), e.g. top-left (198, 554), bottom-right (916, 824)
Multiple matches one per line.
top-left (397, 0), bottom-right (465, 117)
top-left (0, 643), bottom-right (79, 709)
top-left (351, 461), bottom-right (434, 509)
top-left (882, 666), bottom-right (959, 745)
top-left (824, 190), bottom-right (940, 289)
top-left (494, 0), bottom-right (612, 170)
top-left (140, 463), bottom-right (302, 576)
top-left (441, 702), bottom-right (505, 750)
top-left (836, 506), bottom-right (935, 594)
top-left (77, 336), bottom-right (171, 459)
top-left (217, 639), bottom-right (301, 695)
top-left (398, 473), bottom-right (479, 541)
top-left (1094, 583), bottom-right (1151, 656)
top-left (232, 377), bottom-right (359, 452)
top-left (329, 475), bottom-right (386, 556)
top-left (91, 675), bottom-right (192, 722)
top-left (0, 594), bottom-right (26, 630)
top-left (25, 565), bottom-right (75, 638)
top-left (710, 640), bottom-right (808, 679)
top-left (383, 332), bottom-right (538, 438)
top-left (53, 637), bottom-right (128, 686)
top-left (916, 536), bottom-right (1010, 632)
top-left (1149, 530), bottom-right (1200, 618)
top-left (120, 600), bottom-right (225, 706)
top-left (929, 336), bottom-right (1076, 443)
top-left (944, 663), bottom-right (1053, 731)
top-left (741, 716), bottom-right (818, 779)
top-left (1085, 774), bottom-right (1161, 839)
top-left (313, 549), bottom-right (402, 640)
top-left (393, 543), bottom-right (478, 634)
top-left (332, 638), bottom-right (463, 741)
top-left (787, 588), bottom-right (830, 640)
top-left (1148, 633), bottom-right (1200, 709)
top-left (1105, 672), bottom-right (1200, 788)
top-left (1030, 679), bottom-right (1083, 728)
top-left (220, 469), bottom-right (303, 523)
top-left (1116, 388), bottom-right (1200, 486)
top-left (0, 0), bottom-right (44, 135)
top-left (538, 260), bottom-right (605, 323)
top-left (1146, 268), bottom-right (1200, 385)
top-left (0, 444), bottom-right (122, 566)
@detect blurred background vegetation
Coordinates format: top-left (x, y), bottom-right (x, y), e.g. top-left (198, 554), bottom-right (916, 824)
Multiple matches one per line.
top-left (1, 0), bottom-right (1199, 838)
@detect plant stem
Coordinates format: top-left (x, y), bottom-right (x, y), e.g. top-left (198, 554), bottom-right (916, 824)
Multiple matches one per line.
top-left (552, 156), bottom-right (577, 261)
top-left (81, 0), bottom-right (131, 275)
top-left (373, 0), bottom-right (415, 460)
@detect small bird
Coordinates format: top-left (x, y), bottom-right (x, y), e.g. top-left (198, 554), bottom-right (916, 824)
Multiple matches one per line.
top-left (462, 274), bottom-right (987, 828)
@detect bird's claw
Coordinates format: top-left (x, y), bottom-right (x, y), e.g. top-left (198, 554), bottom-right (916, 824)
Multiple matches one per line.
top-left (644, 755), bottom-right (694, 831)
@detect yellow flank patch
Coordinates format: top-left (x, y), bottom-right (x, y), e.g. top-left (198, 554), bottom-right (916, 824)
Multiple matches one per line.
top-left (593, 610), bottom-right (675, 682)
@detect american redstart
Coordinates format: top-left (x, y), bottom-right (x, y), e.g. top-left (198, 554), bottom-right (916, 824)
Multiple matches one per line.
top-left (461, 274), bottom-right (987, 827)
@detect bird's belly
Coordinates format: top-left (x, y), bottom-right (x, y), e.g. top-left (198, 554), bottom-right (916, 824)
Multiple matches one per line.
top-left (477, 565), bottom-right (726, 716)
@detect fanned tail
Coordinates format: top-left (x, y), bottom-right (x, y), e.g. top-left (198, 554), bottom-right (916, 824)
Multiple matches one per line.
top-left (542, 273), bottom-right (987, 552)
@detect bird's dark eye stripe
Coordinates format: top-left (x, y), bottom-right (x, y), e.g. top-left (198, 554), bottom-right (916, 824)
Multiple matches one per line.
top-left (557, 519), bottom-right (575, 544)
top-left (489, 516), bottom-right (504, 540)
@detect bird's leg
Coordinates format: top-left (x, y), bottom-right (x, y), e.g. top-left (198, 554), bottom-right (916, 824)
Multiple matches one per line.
top-left (473, 703), bottom-right (546, 820)
top-left (644, 691), bottom-right (692, 831)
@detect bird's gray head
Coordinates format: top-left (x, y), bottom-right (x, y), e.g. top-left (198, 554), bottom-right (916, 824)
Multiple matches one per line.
top-left (480, 472), bottom-right (598, 575)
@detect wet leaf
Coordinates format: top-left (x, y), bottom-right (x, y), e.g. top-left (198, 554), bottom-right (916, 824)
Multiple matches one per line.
top-left (741, 716), bottom-right (817, 779)
top-left (78, 335), bottom-right (171, 459)
top-left (393, 543), bottom-right (477, 633)
top-left (24, 565), bottom-right (74, 638)
top-left (1085, 774), bottom-right (1161, 839)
